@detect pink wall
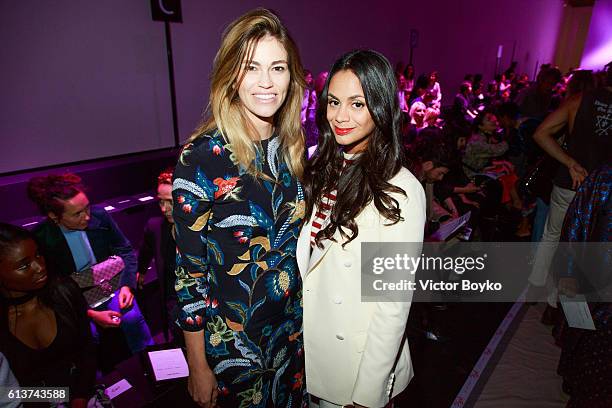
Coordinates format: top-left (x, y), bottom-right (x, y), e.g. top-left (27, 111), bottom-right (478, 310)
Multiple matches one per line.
top-left (0, 0), bottom-right (565, 173)
top-left (174, 0), bottom-right (564, 142)
top-left (580, 0), bottom-right (612, 70)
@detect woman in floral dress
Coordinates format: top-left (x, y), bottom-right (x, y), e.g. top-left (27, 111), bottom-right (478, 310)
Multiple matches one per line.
top-left (172, 9), bottom-right (306, 408)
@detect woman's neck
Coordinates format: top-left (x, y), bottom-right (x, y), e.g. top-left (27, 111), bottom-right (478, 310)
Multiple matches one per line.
top-left (253, 122), bottom-right (274, 140)
top-left (245, 110), bottom-right (275, 140)
top-left (1, 290), bottom-right (40, 309)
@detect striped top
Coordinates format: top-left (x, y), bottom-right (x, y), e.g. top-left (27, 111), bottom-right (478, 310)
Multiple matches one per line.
top-left (310, 153), bottom-right (358, 248)
top-left (310, 189), bottom-right (337, 247)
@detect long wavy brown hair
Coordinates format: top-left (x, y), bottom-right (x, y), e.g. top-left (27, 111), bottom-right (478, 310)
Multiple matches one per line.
top-left (189, 8), bottom-right (305, 179)
top-left (304, 50), bottom-right (406, 248)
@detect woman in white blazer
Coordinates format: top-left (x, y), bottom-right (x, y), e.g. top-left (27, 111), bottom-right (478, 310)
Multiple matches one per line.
top-left (298, 50), bottom-right (426, 408)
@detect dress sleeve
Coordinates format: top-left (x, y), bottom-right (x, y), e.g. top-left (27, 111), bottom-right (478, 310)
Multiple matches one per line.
top-left (172, 139), bottom-right (217, 332)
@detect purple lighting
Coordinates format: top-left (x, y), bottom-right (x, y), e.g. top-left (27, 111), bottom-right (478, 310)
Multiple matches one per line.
top-left (580, 0), bottom-right (612, 69)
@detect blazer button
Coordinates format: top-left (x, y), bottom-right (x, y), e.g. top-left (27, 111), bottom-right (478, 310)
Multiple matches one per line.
top-left (335, 334), bottom-right (345, 340)
top-left (333, 296), bottom-right (342, 304)
top-left (344, 261), bottom-right (352, 267)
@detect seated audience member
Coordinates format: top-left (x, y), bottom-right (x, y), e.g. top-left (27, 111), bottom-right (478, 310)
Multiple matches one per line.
top-left (137, 167), bottom-right (181, 344)
top-left (554, 164), bottom-right (612, 408)
top-left (409, 101), bottom-right (428, 131)
top-left (462, 111), bottom-right (508, 178)
top-left (515, 66), bottom-right (562, 119)
top-left (440, 124), bottom-right (484, 212)
top-left (409, 130), bottom-right (454, 234)
top-left (408, 74), bottom-right (430, 107)
top-left (27, 174), bottom-right (153, 354)
top-left (403, 63), bottom-right (416, 94)
top-left (302, 69), bottom-right (319, 148)
top-left (471, 81), bottom-right (485, 110)
top-left (496, 73), bottom-right (511, 94)
top-left (463, 111), bottom-right (521, 209)
top-left (425, 71), bottom-right (442, 109)
top-left (424, 107), bottom-right (441, 128)
top-left (300, 69), bottom-right (315, 125)
top-left (0, 223), bottom-right (96, 406)
top-left (484, 81), bottom-right (498, 105)
top-left (454, 81), bottom-right (477, 121)
top-left (397, 73), bottom-right (409, 112)
top-left (512, 72), bottom-right (530, 100)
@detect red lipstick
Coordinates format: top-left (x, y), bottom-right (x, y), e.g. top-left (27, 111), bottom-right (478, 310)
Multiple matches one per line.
top-left (335, 126), bottom-right (355, 136)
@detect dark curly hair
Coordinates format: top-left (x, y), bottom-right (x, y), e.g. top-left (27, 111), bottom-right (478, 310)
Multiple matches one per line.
top-left (26, 173), bottom-right (84, 217)
top-left (157, 166), bottom-right (175, 186)
top-left (0, 222), bottom-right (34, 261)
top-left (303, 49), bottom-right (406, 248)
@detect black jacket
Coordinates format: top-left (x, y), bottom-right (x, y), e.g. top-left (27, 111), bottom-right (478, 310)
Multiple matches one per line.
top-left (33, 206), bottom-right (137, 289)
top-left (137, 216), bottom-right (176, 299)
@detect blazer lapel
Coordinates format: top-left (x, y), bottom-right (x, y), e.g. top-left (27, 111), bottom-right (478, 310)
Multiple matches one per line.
top-left (296, 207), bottom-right (334, 279)
top-left (307, 236), bottom-right (333, 277)
top-left (296, 216), bottom-right (312, 279)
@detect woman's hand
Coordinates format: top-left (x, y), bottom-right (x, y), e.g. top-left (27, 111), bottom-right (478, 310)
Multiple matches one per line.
top-left (136, 272), bottom-right (145, 290)
top-left (567, 160), bottom-right (588, 190)
top-left (118, 285), bottom-right (134, 309)
top-left (88, 309), bottom-right (121, 328)
top-left (184, 331), bottom-right (217, 407)
top-left (558, 277), bottom-right (579, 297)
top-left (462, 182), bottom-right (481, 194)
top-left (188, 366), bottom-right (218, 408)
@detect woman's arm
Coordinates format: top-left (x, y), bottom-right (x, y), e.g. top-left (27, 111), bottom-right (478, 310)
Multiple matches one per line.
top-left (172, 140), bottom-right (218, 407)
top-left (443, 197), bottom-right (460, 218)
top-left (532, 95), bottom-right (587, 189)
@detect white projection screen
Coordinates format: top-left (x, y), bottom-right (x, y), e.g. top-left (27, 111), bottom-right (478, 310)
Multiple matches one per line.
top-left (0, 1), bottom-right (175, 174)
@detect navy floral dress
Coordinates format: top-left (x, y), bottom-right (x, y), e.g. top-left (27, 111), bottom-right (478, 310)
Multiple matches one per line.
top-left (172, 131), bottom-right (305, 407)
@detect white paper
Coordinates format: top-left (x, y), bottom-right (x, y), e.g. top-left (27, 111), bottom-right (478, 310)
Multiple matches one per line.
top-left (560, 295), bottom-right (596, 330)
top-left (148, 348), bottom-right (189, 381)
top-left (105, 379), bottom-right (132, 399)
top-left (432, 211), bottom-right (471, 241)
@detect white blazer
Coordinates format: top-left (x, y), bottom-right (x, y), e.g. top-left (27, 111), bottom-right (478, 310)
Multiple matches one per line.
top-left (297, 167), bottom-right (426, 407)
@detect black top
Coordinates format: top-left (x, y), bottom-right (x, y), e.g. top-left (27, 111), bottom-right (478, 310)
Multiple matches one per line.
top-left (554, 88), bottom-right (612, 190)
top-left (137, 216), bottom-right (176, 299)
top-left (0, 278), bottom-right (96, 400)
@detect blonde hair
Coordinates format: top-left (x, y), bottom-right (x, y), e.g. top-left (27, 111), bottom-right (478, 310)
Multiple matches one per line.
top-left (409, 101), bottom-right (426, 119)
top-left (189, 8), bottom-right (305, 179)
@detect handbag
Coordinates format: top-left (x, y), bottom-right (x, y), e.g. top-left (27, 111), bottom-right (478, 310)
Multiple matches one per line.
top-left (70, 256), bottom-right (125, 308)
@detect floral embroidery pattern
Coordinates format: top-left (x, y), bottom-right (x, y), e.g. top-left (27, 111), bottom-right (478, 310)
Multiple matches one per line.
top-left (172, 131), bottom-right (306, 406)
